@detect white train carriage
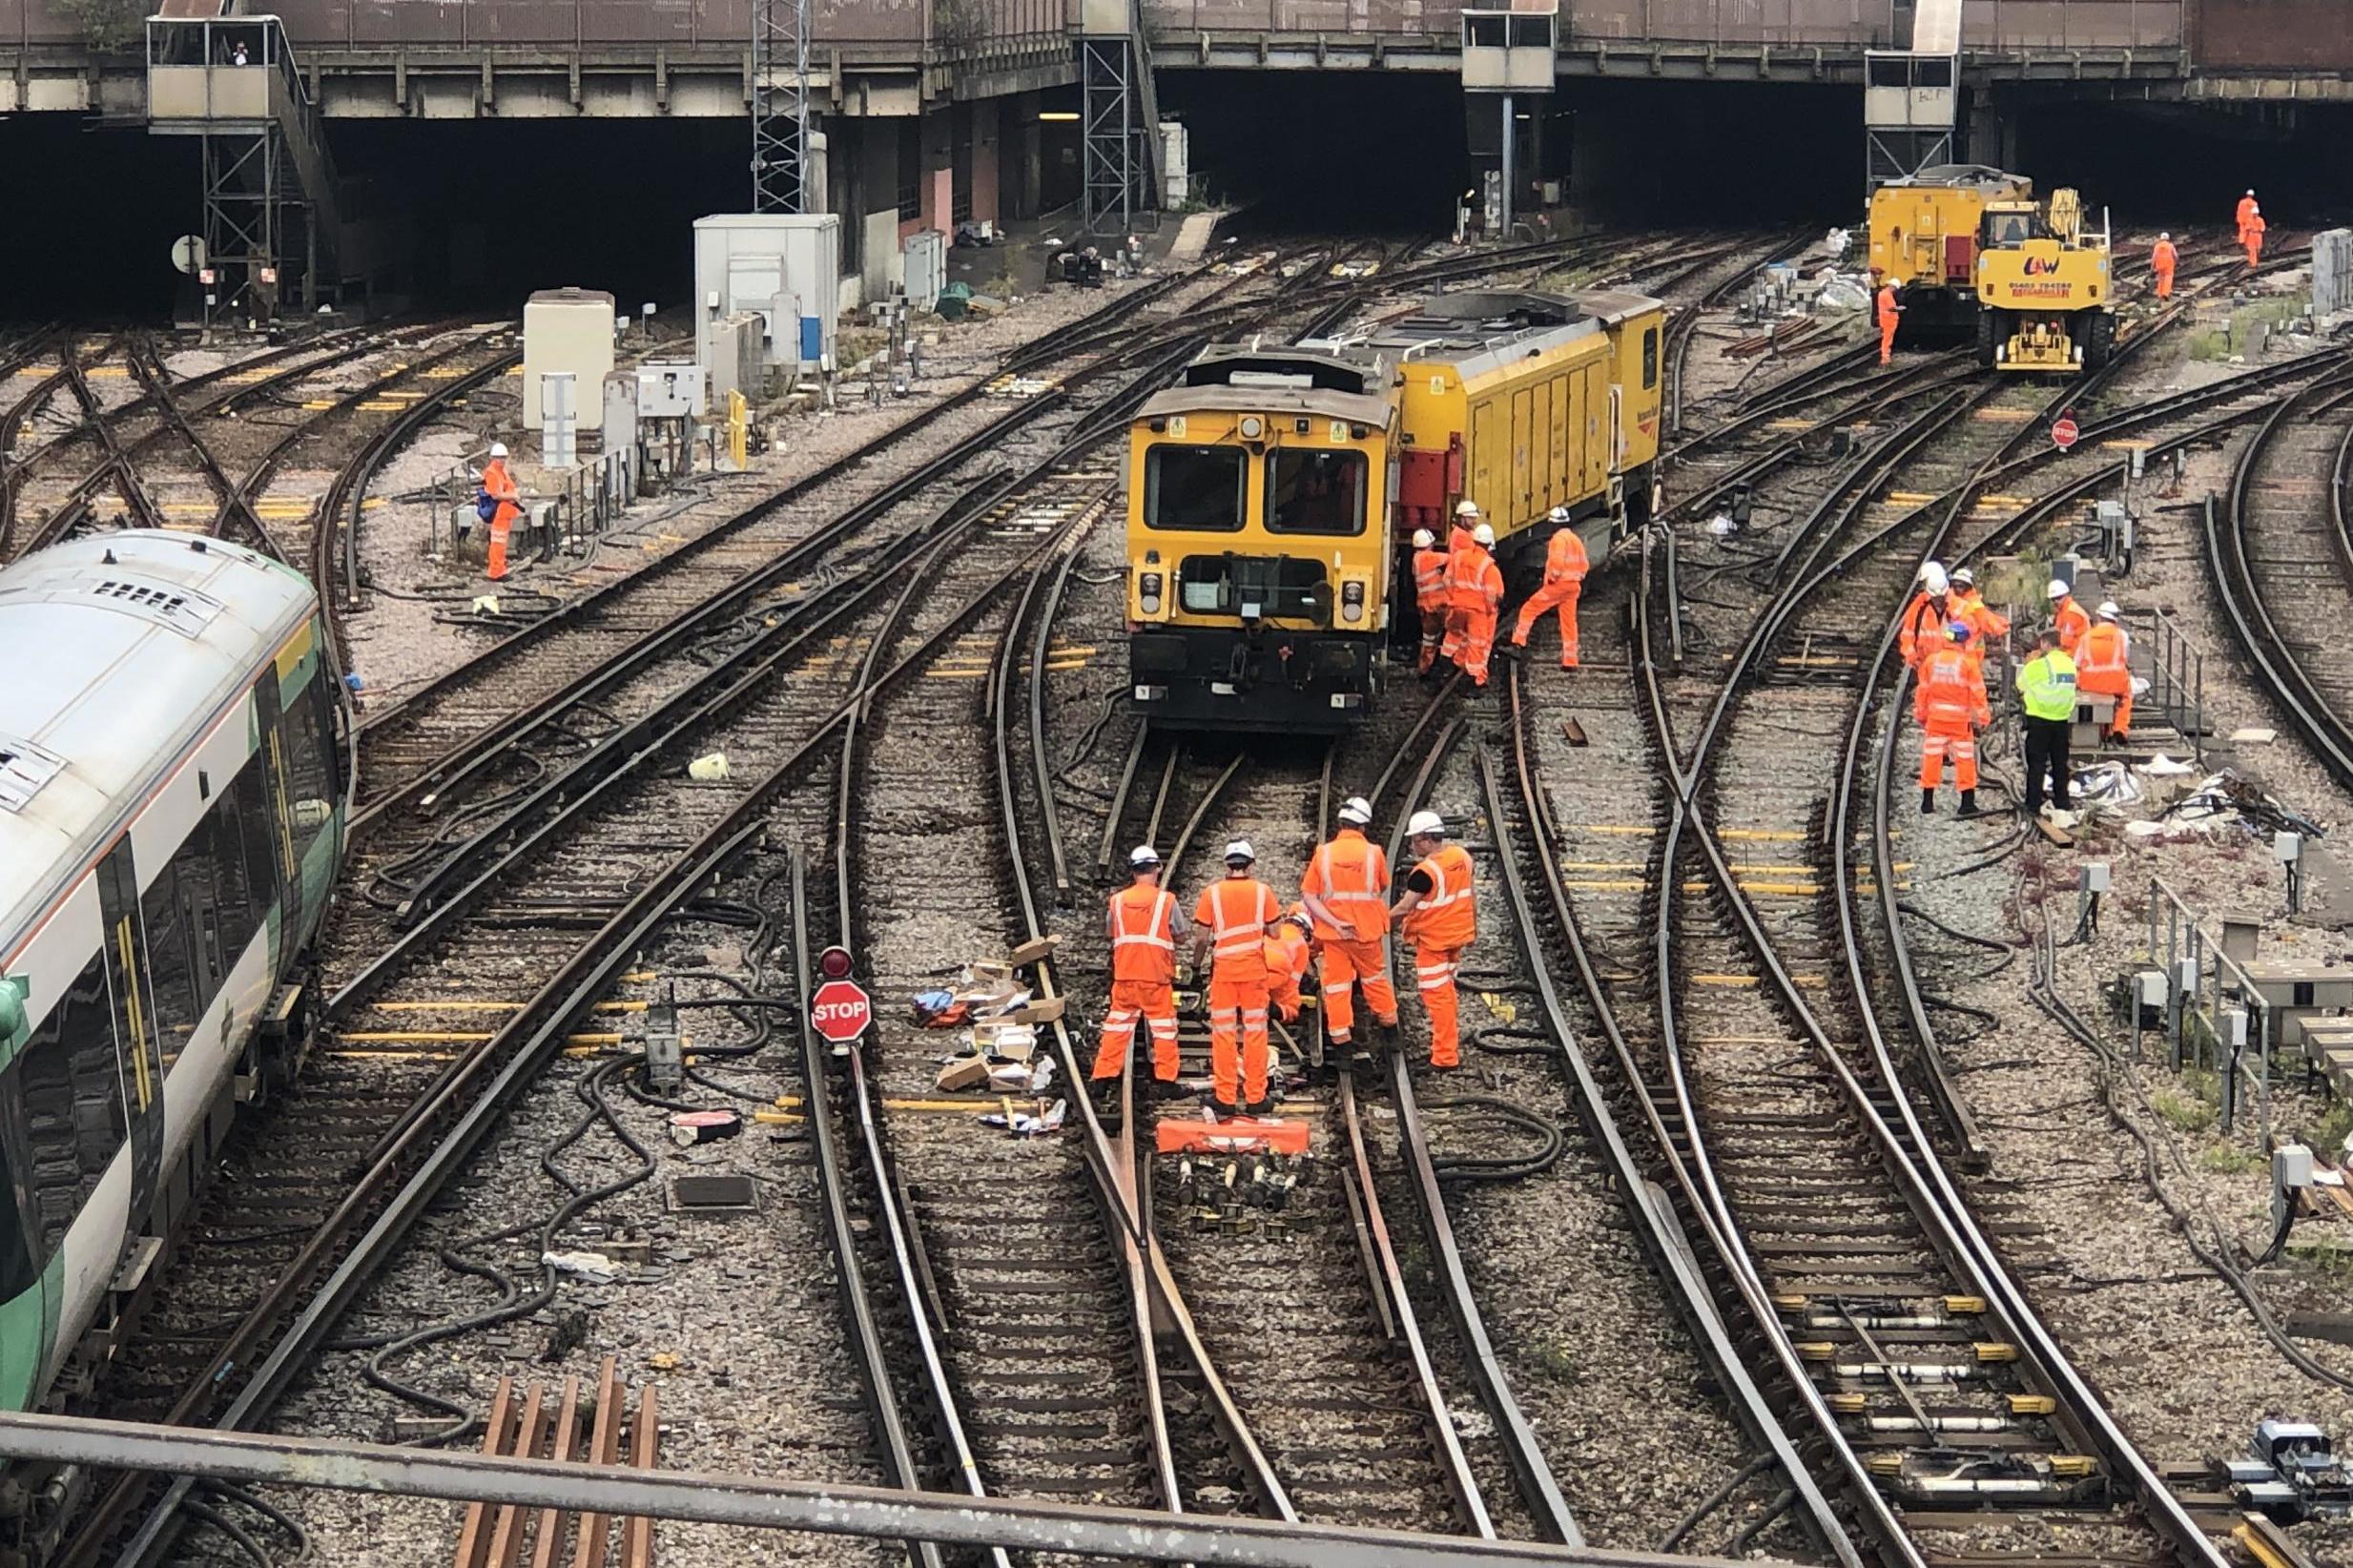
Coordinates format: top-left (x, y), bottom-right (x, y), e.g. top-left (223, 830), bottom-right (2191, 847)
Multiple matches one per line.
top-left (0, 531), bottom-right (346, 1437)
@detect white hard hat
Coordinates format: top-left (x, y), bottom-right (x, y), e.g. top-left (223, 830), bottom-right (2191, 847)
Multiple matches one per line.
top-left (1548, 505), bottom-right (1572, 523)
top-left (1224, 839), bottom-right (1255, 864)
top-left (1921, 563), bottom-right (1949, 596)
top-left (1951, 567), bottom-right (1974, 587)
top-left (1407, 809), bottom-right (1446, 838)
top-left (1472, 523), bottom-right (1496, 547)
top-left (1920, 560), bottom-right (1944, 584)
top-left (1337, 795), bottom-right (1373, 826)
top-left (2097, 601), bottom-right (2120, 620)
top-left (1411, 528), bottom-right (1435, 548)
top-left (488, 442), bottom-right (509, 458)
top-left (1455, 500), bottom-right (1481, 518)
top-left (2047, 579), bottom-right (2070, 600)
top-left (2159, 231), bottom-right (2171, 241)
top-left (2247, 188), bottom-right (2256, 196)
top-left (1128, 845), bottom-right (1162, 869)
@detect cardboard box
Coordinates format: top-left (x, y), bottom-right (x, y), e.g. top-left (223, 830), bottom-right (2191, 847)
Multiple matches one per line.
top-left (934, 1054), bottom-right (990, 1093)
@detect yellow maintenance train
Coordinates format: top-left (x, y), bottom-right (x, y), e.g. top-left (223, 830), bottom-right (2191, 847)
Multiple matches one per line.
top-left (1124, 289), bottom-right (1664, 731)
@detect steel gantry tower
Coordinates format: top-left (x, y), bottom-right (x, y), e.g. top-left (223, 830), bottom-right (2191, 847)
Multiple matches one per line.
top-left (751, 0), bottom-right (812, 211)
top-left (1079, 0), bottom-right (1162, 234)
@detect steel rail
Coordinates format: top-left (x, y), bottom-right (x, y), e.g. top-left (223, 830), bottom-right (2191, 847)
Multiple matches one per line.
top-left (1662, 227), bottom-right (1814, 437)
top-left (1487, 667), bottom-right (1859, 1566)
top-left (123, 340), bottom-right (275, 548)
top-left (59, 336), bottom-right (165, 533)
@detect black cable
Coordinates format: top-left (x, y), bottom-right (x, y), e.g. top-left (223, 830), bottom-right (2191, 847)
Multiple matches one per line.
top-left (1729, 1490), bottom-right (1795, 1556)
top-left (204, 1481), bottom-right (312, 1563)
top-left (181, 1498), bottom-right (274, 1567)
top-left (1655, 1454), bottom-right (1774, 1553)
top-left (1467, 1023), bottom-right (1557, 1058)
top-left (1420, 1094), bottom-right (1565, 1183)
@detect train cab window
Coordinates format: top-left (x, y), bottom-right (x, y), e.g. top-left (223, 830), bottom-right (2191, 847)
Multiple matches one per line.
top-left (140, 866), bottom-right (198, 1053)
top-left (283, 676), bottom-right (336, 865)
top-left (1264, 449), bottom-right (1367, 536)
top-left (1641, 327), bottom-right (1659, 391)
top-left (1145, 445), bottom-right (1248, 532)
top-left (1177, 554), bottom-right (1330, 623)
top-left (16, 955), bottom-right (126, 1256)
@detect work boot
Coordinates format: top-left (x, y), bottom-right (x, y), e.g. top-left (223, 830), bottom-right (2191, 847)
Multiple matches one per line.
top-left (1150, 1075), bottom-right (1186, 1104)
top-left (1376, 1020), bottom-right (1403, 1057)
top-left (1921, 788), bottom-right (1937, 815)
top-left (1957, 789), bottom-right (1981, 818)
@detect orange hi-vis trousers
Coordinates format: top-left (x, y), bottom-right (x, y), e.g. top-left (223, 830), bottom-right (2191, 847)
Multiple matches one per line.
top-left (1091, 979), bottom-right (1178, 1083)
top-left (1207, 975), bottom-right (1270, 1107)
top-left (1920, 721), bottom-right (1978, 791)
top-left (1512, 583), bottom-right (1581, 667)
top-left (1413, 943), bottom-right (1465, 1068)
top-left (1459, 609), bottom-right (1498, 686)
top-left (1319, 935), bottom-right (1398, 1046)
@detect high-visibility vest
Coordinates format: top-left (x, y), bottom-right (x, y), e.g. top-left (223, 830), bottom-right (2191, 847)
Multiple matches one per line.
top-left (1542, 527), bottom-right (1588, 588)
top-left (1413, 547), bottom-right (1450, 611)
top-left (2077, 621), bottom-right (2129, 677)
top-left (1898, 592), bottom-right (1948, 667)
top-left (2238, 196), bottom-right (2257, 235)
top-left (1107, 885), bottom-right (1177, 983)
top-left (1196, 877), bottom-right (1279, 980)
top-left (1303, 829), bottom-right (1389, 942)
top-left (1402, 843), bottom-right (1476, 949)
top-left (2016, 650), bottom-right (2078, 721)
top-left (1917, 649), bottom-right (1988, 730)
top-left (1264, 927), bottom-right (1312, 987)
top-left (2153, 240), bottom-right (2178, 274)
top-left (1447, 543), bottom-right (1501, 614)
top-left (1876, 286), bottom-right (1900, 326)
top-left (1953, 588), bottom-right (2009, 643)
top-left (2054, 596), bottom-right (2091, 655)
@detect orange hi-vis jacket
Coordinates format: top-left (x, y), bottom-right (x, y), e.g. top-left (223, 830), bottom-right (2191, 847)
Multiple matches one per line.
top-left (1197, 877), bottom-right (1280, 983)
top-left (2054, 594), bottom-right (2092, 655)
top-left (1107, 885), bottom-right (1177, 984)
top-left (1264, 925), bottom-right (1313, 1011)
top-left (2076, 620), bottom-right (2129, 681)
top-left (2152, 238), bottom-right (2178, 276)
top-left (1914, 644), bottom-right (1992, 732)
top-left (1447, 541), bottom-right (1504, 615)
top-left (1402, 843), bottom-right (1476, 949)
top-left (1302, 828), bottom-right (1391, 942)
top-left (1952, 587), bottom-right (2009, 645)
top-left (1876, 284), bottom-right (1901, 328)
top-left (2238, 195), bottom-right (2258, 237)
top-left (1413, 547), bottom-right (1450, 612)
top-left (483, 457), bottom-right (521, 522)
top-left (1539, 527), bottom-right (1588, 588)
top-left (1897, 590), bottom-right (1950, 669)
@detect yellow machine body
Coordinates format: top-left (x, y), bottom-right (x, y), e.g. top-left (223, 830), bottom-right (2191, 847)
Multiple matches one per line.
top-left (1867, 165), bottom-right (2034, 327)
top-left (1972, 188), bottom-right (2116, 372)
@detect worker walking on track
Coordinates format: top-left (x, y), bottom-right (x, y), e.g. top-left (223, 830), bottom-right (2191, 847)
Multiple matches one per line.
top-left (1898, 562), bottom-right (1952, 670)
top-left (1509, 506), bottom-right (1588, 669)
top-left (1301, 796), bottom-right (1399, 1060)
top-left (1449, 522), bottom-right (1506, 687)
top-left (2075, 601), bottom-right (2134, 737)
top-left (1390, 809), bottom-right (1476, 1071)
top-left (2244, 206), bottom-right (2266, 269)
top-left (2017, 628), bottom-right (2078, 817)
top-left (2048, 577), bottom-right (2092, 656)
top-left (479, 442), bottom-right (522, 582)
top-left (1412, 527), bottom-right (1450, 674)
top-left (1192, 840), bottom-right (1282, 1114)
top-left (1950, 566), bottom-right (2009, 673)
top-left (2152, 233), bottom-right (2178, 299)
top-left (1874, 271), bottom-right (1903, 365)
top-left (1440, 503), bottom-right (1481, 667)
top-left (1917, 623), bottom-right (1992, 815)
top-left (1092, 845), bottom-right (1186, 1096)
top-left (1264, 909), bottom-right (1315, 1029)
top-left (2238, 190), bottom-right (2260, 247)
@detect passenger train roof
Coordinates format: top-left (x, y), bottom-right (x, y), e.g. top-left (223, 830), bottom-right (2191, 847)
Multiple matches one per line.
top-left (0, 531), bottom-right (315, 951)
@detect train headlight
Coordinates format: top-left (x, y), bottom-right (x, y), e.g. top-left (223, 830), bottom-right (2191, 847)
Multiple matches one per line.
top-left (1239, 416), bottom-right (1264, 440)
top-left (1139, 571), bottom-right (1163, 614)
top-left (1339, 580), bottom-right (1366, 624)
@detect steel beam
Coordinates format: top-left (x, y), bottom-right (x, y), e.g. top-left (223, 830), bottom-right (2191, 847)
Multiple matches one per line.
top-left (751, 0), bottom-right (810, 210)
top-left (0, 1413), bottom-right (1788, 1568)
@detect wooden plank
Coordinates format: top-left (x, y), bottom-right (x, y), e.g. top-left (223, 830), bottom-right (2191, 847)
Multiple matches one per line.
top-left (2032, 815), bottom-right (2076, 848)
top-left (621, 1383), bottom-right (659, 1567)
top-left (487, 1381), bottom-right (549, 1567)
top-left (569, 1358), bottom-right (625, 1568)
top-left (453, 1376), bottom-right (518, 1568)
top-left (1560, 717), bottom-right (1588, 747)
top-left (527, 1374), bottom-right (585, 1568)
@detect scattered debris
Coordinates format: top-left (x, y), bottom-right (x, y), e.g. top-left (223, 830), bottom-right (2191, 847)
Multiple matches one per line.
top-left (686, 751), bottom-right (731, 781)
top-left (543, 1248), bottom-right (626, 1285)
top-left (668, 1107), bottom-right (743, 1146)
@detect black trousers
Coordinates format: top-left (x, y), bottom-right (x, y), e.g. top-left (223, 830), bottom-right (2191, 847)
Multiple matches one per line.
top-left (2023, 716), bottom-right (2072, 811)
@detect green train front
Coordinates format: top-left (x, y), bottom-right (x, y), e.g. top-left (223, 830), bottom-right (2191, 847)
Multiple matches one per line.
top-left (1125, 347), bottom-right (1398, 732)
top-left (0, 531), bottom-right (345, 1551)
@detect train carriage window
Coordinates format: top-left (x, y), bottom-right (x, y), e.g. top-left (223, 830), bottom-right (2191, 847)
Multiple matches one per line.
top-left (282, 676), bottom-right (336, 866)
top-left (1641, 326), bottom-right (1659, 392)
top-left (16, 955), bottom-right (126, 1256)
top-left (140, 863), bottom-right (198, 1054)
top-left (1265, 449), bottom-right (1367, 536)
top-left (1177, 554), bottom-right (1330, 623)
top-left (0, 1096), bottom-right (37, 1302)
top-left (1144, 445), bottom-right (1248, 532)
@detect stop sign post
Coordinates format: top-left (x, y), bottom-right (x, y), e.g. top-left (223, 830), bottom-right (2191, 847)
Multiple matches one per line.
top-left (2052, 413), bottom-right (2080, 452)
top-left (811, 978), bottom-right (872, 1046)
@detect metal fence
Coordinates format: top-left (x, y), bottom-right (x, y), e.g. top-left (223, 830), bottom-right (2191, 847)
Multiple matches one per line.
top-left (2143, 875), bottom-right (2276, 1139)
top-left (426, 444), bottom-right (642, 565)
top-left (2139, 607), bottom-right (2207, 767)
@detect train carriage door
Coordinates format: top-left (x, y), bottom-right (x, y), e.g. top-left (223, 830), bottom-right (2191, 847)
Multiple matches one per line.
top-left (1471, 399), bottom-right (1500, 521)
top-left (1510, 388), bottom-right (1533, 522)
top-left (1529, 379), bottom-right (1553, 517)
top-left (1548, 376), bottom-right (1569, 513)
top-left (93, 842), bottom-right (164, 1245)
top-left (249, 673), bottom-right (302, 980)
top-left (1581, 361), bottom-right (1609, 495)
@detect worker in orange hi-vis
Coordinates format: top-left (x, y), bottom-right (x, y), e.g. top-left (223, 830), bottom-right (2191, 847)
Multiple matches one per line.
top-left (1450, 522), bottom-right (1506, 687)
top-left (1916, 622), bottom-right (1992, 817)
top-left (2048, 577), bottom-right (2092, 657)
top-left (1390, 809), bottom-right (1476, 1070)
top-left (1439, 502), bottom-right (1481, 666)
top-left (1874, 271), bottom-right (1903, 366)
top-left (1262, 908), bottom-right (1315, 1028)
top-left (2237, 189), bottom-right (2259, 245)
top-left (1191, 839), bottom-right (1282, 1114)
top-left (2074, 601), bottom-right (2135, 737)
top-left (1509, 506), bottom-right (1588, 669)
top-left (2243, 207), bottom-right (2266, 269)
top-left (2151, 233), bottom-right (2178, 299)
top-left (479, 442), bottom-right (522, 582)
top-left (1949, 566), bottom-right (2010, 678)
top-left (1411, 527), bottom-right (1451, 674)
top-left (1300, 795), bottom-right (1399, 1059)
top-left (1898, 561), bottom-right (1953, 671)
top-left (1091, 844), bottom-right (1184, 1093)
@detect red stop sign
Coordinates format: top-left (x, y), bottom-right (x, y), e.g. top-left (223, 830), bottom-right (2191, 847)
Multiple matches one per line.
top-left (2052, 415), bottom-right (2080, 451)
top-left (810, 978), bottom-right (872, 1044)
